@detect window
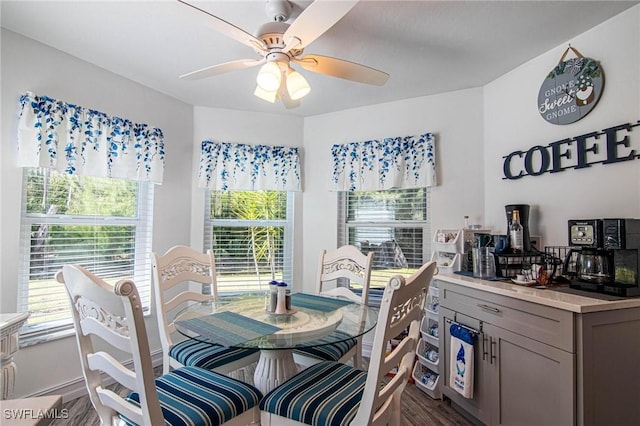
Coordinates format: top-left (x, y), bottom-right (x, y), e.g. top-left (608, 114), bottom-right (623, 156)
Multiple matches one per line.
top-left (204, 190), bottom-right (294, 292)
top-left (338, 188), bottom-right (431, 296)
top-left (18, 168), bottom-right (154, 340)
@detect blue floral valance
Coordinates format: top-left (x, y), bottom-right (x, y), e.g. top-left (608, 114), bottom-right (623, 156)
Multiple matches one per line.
top-left (17, 92), bottom-right (165, 184)
top-left (199, 140), bottom-right (301, 191)
top-left (331, 132), bottom-right (436, 191)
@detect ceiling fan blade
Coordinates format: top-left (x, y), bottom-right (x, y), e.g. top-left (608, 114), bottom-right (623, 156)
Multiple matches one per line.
top-left (282, 0), bottom-right (359, 52)
top-left (277, 84), bottom-right (300, 109)
top-left (293, 54), bottom-right (389, 86)
top-left (178, 0), bottom-right (266, 52)
top-left (180, 58), bottom-right (264, 80)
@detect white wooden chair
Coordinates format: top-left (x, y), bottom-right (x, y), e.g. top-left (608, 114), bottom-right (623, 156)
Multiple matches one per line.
top-left (260, 261), bottom-right (437, 426)
top-left (152, 245), bottom-right (260, 375)
top-left (293, 245), bottom-right (374, 370)
top-left (57, 264), bottom-right (261, 426)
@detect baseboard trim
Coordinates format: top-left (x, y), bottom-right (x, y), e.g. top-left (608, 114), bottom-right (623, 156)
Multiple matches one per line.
top-left (26, 350), bottom-right (164, 402)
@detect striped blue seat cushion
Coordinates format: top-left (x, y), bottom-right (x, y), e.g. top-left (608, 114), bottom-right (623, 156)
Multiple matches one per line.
top-left (293, 331), bottom-right (357, 362)
top-left (260, 361), bottom-right (367, 426)
top-left (123, 366), bottom-right (262, 426)
top-left (170, 340), bottom-right (258, 370)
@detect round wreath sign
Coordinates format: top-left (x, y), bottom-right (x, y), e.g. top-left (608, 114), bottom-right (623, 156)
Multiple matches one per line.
top-left (537, 46), bottom-right (604, 125)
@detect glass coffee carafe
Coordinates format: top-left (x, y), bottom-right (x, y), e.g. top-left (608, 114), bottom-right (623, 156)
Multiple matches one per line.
top-left (576, 248), bottom-right (614, 283)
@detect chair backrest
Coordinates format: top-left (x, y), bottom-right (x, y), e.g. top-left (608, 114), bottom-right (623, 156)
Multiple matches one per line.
top-left (152, 245), bottom-right (217, 356)
top-left (316, 245), bottom-right (374, 304)
top-left (352, 261), bottom-right (437, 426)
top-left (57, 265), bottom-right (164, 425)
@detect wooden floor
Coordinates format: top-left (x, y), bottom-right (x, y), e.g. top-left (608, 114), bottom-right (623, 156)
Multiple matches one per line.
top-left (51, 364), bottom-right (473, 426)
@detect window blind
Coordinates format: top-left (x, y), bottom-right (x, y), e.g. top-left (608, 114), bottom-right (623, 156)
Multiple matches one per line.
top-left (338, 188), bottom-right (431, 304)
top-left (18, 168), bottom-right (154, 339)
top-left (204, 190), bottom-right (294, 292)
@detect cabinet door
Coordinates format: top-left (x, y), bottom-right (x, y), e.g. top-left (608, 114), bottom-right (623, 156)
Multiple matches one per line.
top-left (441, 308), bottom-right (492, 425)
top-left (485, 323), bottom-right (575, 426)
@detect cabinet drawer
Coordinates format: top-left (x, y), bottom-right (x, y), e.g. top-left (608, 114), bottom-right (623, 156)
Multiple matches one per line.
top-left (440, 281), bottom-right (574, 352)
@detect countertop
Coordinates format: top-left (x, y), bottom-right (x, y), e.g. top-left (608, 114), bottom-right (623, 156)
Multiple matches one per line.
top-left (0, 312), bottom-right (30, 334)
top-left (435, 273), bottom-right (640, 313)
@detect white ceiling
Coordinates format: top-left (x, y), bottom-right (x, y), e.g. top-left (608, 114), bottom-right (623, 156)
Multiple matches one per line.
top-left (2, 1), bottom-right (637, 117)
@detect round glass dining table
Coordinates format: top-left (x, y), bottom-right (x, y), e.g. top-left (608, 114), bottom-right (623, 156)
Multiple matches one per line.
top-left (174, 292), bottom-right (379, 394)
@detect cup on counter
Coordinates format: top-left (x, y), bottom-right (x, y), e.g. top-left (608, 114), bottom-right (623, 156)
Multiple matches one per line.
top-left (493, 234), bottom-right (509, 254)
top-left (474, 233), bottom-right (493, 248)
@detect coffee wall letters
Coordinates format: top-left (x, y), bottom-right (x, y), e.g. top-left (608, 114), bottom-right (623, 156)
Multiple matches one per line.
top-left (503, 121), bottom-right (640, 180)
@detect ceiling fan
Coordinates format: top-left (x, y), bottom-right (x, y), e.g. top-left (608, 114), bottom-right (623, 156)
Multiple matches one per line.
top-left (178, 0), bottom-right (389, 108)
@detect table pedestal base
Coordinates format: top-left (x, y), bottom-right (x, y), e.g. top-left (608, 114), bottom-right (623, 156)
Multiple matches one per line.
top-left (254, 349), bottom-right (298, 394)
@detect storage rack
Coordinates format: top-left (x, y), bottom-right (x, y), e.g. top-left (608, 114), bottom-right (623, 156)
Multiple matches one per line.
top-left (432, 228), bottom-right (491, 273)
top-left (495, 252), bottom-right (544, 278)
top-left (495, 249), bottom-right (568, 279)
top-left (413, 281), bottom-right (442, 399)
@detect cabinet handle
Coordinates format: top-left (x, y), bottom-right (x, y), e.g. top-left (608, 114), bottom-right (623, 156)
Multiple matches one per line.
top-left (490, 337), bottom-right (497, 365)
top-left (478, 303), bottom-right (501, 314)
top-left (482, 334), bottom-right (488, 361)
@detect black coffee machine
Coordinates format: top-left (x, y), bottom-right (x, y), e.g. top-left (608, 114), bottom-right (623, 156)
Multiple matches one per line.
top-left (567, 218), bottom-right (640, 296)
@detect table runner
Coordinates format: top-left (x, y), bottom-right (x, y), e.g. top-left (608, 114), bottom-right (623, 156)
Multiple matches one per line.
top-left (290, 293), bottom-right (354, 313)
top-left (176, 311), bottom-right (281, 347)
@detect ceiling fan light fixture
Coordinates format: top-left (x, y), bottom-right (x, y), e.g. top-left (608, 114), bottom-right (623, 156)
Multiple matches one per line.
top-left (256, 61), bottom-right (282, 91)
top-left (178, 0), bottom-right (388, 108)
top-left (286, 69), bottom-right (311, 100)
top-left (254, 85), bottom-right (277, 103)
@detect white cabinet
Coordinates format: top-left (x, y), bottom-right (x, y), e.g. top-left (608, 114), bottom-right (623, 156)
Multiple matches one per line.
top-left (441, 306), bottom-right (574, 426)
top-left (413, 283), bottom-right (442, 398)
top-left (437, 277), bottom-right (640, 426)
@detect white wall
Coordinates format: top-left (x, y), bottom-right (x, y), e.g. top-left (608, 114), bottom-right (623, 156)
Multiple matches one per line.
top-left (2, 4), bottom-right (638, 400)
top-left (0, 29), bottom-right (194, 397)
top-left (190, 107), bottom-right (305, 287)
top-left (483, 6), bottom-right (640, 246)
top-left (301, 88), bottom-right (485, 290)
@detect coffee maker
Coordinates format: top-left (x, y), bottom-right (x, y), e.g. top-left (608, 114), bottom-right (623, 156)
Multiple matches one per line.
top-left (567, 218), bottom-right (640, 296)
top-left (566, 219), bottom-right (610, 292)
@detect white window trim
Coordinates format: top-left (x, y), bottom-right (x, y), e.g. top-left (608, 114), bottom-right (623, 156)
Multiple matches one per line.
top-left (204, 190), bottom-right (295, 291)
top-left (338, 188), bottom-right (432, 303)
top-left (17, 168), bottom-right (154, 344)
